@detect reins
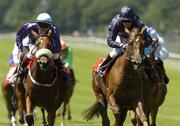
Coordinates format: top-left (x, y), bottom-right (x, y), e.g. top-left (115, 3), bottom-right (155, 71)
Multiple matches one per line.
top-left (28, 68), bottom-right (58, 87)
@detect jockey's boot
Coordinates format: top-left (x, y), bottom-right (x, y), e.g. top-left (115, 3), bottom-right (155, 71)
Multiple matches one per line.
top-left (143, 57), bottom-right (160, 83)
top-left (18, 56), bottom-right (30, 81)
top-left (98, 55), bottom-right (112, 77)
top-left (156, 59), bottom-right (169, 84)
top-left (54, 58), bottom-right (69, 81)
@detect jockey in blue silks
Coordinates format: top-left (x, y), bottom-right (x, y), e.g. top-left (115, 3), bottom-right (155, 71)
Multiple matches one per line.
top-left (16, 12), bottom-right (68, 81)
top-left (98, 6), bottom-right (160, 83)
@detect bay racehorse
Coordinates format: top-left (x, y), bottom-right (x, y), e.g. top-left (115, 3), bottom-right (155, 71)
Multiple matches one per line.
top-left (42, 68), bottom-right (76, 126)
top-left (83, 27), bottom-right (150, 126)
top-left (131, 52), bottom-right (167, 126)
top-left (16, 30), bottom-right (67, 126)
top-left (59, 68), bottom-right (76, 126)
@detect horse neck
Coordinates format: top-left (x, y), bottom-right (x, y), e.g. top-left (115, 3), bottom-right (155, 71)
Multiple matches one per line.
top-left (114, 50), bottom-right (137, 74)
top-left (31, 60), bottom-right (56, 83)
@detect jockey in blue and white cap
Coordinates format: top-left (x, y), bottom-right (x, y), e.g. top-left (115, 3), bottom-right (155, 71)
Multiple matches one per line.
top-left (16, 12), bottom-right (68, 81)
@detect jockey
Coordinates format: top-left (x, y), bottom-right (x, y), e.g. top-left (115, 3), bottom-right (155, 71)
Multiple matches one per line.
top-left (59, 38), bottom-right (75, 79)
top-left (98, 6), bottom-right (153, 77)
top-left (60, 38), bottom-right (73, 69)
top-left (144, 27), bottom-right (169, 84)
top-left (16, 12), bottom-right (67, 81)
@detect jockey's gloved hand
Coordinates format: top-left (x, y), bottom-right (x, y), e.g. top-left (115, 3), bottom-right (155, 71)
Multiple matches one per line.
top-left (122, 43), bottom-right (128, 50)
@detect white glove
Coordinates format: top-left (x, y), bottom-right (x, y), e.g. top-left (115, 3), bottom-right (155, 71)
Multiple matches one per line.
top-left (122, 43), bottom-right (128, 49)
top-left (29, 44), bottom-right (37, 55)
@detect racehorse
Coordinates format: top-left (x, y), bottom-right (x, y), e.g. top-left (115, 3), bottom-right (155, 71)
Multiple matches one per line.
top-left (150, 60), bottom-right (167, 126)
top-left (83, 27), bottom-right (149, 126)
top-left (16, 30), bottom-right (68, 126)
top-left (2, 66), bottom-right (18, 126)
top-left (42, 68), bottom-right (76, 126)
top-left (58, 68), bottom-right (76, 126)
top-left (130, 54), bottom-right (167, 126)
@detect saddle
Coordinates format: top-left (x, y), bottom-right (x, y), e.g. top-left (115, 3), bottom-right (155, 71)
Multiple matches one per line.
top-left (93, 55), bottom-right (121, 87)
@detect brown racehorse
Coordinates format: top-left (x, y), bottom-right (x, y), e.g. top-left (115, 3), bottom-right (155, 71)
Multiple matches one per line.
top-left (42, 68), bottom-right (76, 126)
top-left (83, 27), bottom-right (150, 126)
top-left (150, 60), bottom-right (167, 126)
top-left (131, 57), bottom-right (167, 126)
top-left (15, 30), bottom-right (67, 126)
top-left (59, 68), bottom-right (76, 126)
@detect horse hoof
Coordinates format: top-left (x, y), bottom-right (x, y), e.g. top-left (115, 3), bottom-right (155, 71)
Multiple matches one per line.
top-left (25, 115), bottom-right (34, 125)
top-left (19, 118), bottom-right (24, 124)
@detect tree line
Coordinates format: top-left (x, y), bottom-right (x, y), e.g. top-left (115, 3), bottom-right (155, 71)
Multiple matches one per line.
top-left (0, 0), bottom-right (180, 34)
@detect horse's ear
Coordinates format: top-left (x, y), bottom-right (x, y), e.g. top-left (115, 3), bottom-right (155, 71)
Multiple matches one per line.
top-left (124, 27), bottom-right (131, 35)
top-left (47, 29), bottom-right (52, 37)
top-left (140, 26), bottom-right (146, 34)
top-left (31, 30), bottom-right (38, 39)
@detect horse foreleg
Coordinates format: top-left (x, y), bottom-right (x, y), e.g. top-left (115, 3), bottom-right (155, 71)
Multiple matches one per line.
top-left (113, 108), bottom-right (127, 126)
top-left (61, 103), bottom-right (66, 126)
top-left (130, 111), bottom-right (138, 126)
top-left (25, 96), bottom-right (34, 126)
top-left (150, 106), bottom-right (158, 126)
top-left (108, 94), bottom-right (120, 114)
top-left (16, 82), bottom-right (26, 124)
top-left (41, 108), bottom-right (47, 125)
top-left (67, 103), bottom-right (72, 120)
top-left (47, 110), bottom-right (56, 126)
top-left (135, 101), bottom-right (149, 126)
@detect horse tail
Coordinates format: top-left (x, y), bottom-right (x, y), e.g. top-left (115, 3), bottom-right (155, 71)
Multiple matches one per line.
top-left (82, 101), bottom-right (100, 121)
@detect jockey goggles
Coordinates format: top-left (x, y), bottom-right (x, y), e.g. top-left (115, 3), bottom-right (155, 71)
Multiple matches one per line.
top-left (37, 22), bottom-right (51, 29)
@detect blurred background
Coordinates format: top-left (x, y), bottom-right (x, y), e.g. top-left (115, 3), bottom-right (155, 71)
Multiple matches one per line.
top-left (0, 0), bottom-right (180, 54)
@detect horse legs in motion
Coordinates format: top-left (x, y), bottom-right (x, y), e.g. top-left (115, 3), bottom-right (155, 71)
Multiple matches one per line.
top-left (130, 68), bottom-right (167, 126)
top-left (55, 69), bottom-right (76, 126)
top-left (150, 83), bottom-right (167, 126)
top-left (83, 72), bottom-right (110, 126)
top-left (15, 78), bottom-right (26, 125)
top-left (2, 81), bottom-right (17, 126)
top-left (41, 108), bottom-right (48, 126)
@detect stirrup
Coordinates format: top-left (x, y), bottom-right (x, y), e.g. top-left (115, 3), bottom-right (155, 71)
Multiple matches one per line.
top-left (98, 70), bottom-right (104, 77)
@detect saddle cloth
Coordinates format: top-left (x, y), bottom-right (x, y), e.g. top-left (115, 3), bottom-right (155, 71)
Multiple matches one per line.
top-left (93, 57), bottom-right (105, 73)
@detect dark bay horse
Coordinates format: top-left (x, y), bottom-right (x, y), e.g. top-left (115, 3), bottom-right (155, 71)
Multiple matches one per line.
top-left (131, 56), bottom-right (167, 126)
top-left (150, 61), bottom-right (167, 126)
top-left (83, 27), bottom-right (149, 126)
top-left (59, 68), bottom-right (76, 126)
top-left (42, 68), bottom-right (76, 126)
top-left (16, 30), bottom-right (67, 126)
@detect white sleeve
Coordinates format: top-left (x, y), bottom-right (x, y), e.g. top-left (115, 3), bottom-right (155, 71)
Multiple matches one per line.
top-left (12, 43), bottom-right (20, 64)
top-left (157, 35), bottom-right (165, 45)
top-left (155, 43), bottom-right (169, 60)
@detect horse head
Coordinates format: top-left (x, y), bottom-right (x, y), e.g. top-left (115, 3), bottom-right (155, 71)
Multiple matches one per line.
top-left (31, 30), bottom-right (53, 71)
top-left (124, 27), bottom-right (146, 69)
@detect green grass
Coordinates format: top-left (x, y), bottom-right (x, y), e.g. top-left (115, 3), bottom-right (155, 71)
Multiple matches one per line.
top-left (0, 39), bottom-right (180, 126)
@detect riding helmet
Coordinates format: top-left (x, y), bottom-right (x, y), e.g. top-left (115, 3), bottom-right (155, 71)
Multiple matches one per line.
top-left (119, 6), bottom-right (135, 21)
